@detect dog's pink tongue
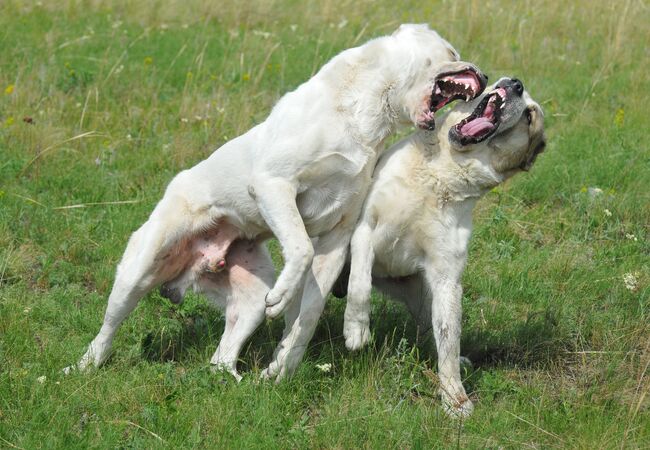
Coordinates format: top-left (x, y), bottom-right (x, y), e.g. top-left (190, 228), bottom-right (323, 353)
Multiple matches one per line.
top-left (461, 117), bottom-right (494, 136)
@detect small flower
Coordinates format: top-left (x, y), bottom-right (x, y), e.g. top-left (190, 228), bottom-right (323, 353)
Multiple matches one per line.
top-left (614, 108), bottom-right (624, 127)
top-left (623, 272), bottom-right (639, 292)
top-left (23, 307), bottom-right (31, 313)
top-left (143, 56), bottom-right (153, 66)
top-left (180, 117), bottom-right (189, 123)
top-left (37, 375), bottom-right (47, 384)
top-left (587, 187), bottom-right (603, 198)
top-left (5, 116), bottom-right (14, 126)
top-left (603, 209), bottom-right (612, 217)
top-left (290, 24), bottom-right (298, 32)
top-left (4, 84), bottom-right (14, 95)
top-left (315, 363), bottom-right (332, 373)
top-left (242, 73), bottom-right (251, 81)
top-left (625, 233), bottom-right (638, 242)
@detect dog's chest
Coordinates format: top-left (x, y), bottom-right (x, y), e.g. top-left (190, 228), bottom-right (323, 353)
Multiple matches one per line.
top-left (370, 221), bottom-right (425, 277)
top-left (297, 149), bottom-right (376, 236)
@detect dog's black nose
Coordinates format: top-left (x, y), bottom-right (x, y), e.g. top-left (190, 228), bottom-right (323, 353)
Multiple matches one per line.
top-left (512, 78), bottom-right (524, 96)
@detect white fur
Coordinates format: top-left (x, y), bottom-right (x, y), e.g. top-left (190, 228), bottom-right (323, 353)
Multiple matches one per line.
top-left (64, 25), bottom-right (482, 380)
top-left (343, 79), bottom-right (545, 416)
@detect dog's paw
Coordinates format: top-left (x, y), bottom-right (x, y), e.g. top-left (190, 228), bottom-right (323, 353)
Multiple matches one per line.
top-left (343, 320), bottom-right (370, 351)
top-left (210, 363), bottom-right (242, 382)
top-left (265, 289), bottom-right (291, 318)
top-left (440, 388), bottom-right (474, 419)
top-left (260, 362), bottom-right (286, 383)
top-left (442, 396), bottom-right (474, 419)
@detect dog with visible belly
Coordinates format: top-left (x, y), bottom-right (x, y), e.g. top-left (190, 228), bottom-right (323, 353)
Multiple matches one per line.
top-left (64, 24), bottom-right (487, 381)
top-left (337, 78), bottom-right (546, 416)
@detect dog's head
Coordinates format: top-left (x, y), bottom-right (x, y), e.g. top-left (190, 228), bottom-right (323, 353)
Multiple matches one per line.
top-left (445, 77), bottom-right (546, 179)
top-left (388, 24), bottom-right (488, 131)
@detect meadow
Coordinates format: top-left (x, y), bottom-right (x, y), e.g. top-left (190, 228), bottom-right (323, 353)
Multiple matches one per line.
top-left (0, 0), bottom-right (648, 447)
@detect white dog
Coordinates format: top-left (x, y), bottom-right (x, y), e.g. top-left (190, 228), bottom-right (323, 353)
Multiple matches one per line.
top-left (339, 78), bottom-right (546, 415)
top-left (64, 24), bottom-right (487, 380)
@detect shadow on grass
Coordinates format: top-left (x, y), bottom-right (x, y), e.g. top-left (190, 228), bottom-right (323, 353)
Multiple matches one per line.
top-left (138, 291), bottom-right (567, 379)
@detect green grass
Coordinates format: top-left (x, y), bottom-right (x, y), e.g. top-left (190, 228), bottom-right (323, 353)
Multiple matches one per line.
top-left (1, 0), bottom-right (648, 448)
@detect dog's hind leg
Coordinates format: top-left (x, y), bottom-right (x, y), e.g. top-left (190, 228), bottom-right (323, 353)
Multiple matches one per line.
top-left (65, 204), bottom-right (196, 374)
top-left (199, 240), bottom-right (275, 380)
top-left (65, 225), bottom-right (159, 372)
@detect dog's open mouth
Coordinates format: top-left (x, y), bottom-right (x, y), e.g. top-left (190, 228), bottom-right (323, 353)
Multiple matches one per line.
top-left (420, 69), bottom-right (485, 130)
top-left (451, 87), bottom-right (506, 144)
top-left (431, 70), bottom-right (484, 111)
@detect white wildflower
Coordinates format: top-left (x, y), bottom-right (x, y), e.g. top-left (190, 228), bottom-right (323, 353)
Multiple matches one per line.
top-left (315, 363), bottom-right (332, 373)
top-left (289, 24), bottom-right (298, 32)
top-left (587, 187), bottom-right (603, 198)
top-left (253, 30), bottom-right (272, 39)
top-left (23, 307), bottom-right (31, 313)
top-left (37, 375), bottom-right (47, 384)
top-left (625, 233), bottom-right (638, 242)
top-left (623, 272), bottom-right (639, 292)
top-left (180, 117), bottom-right (189, 123)
top-left (603, 209), bottom-right (612, 217)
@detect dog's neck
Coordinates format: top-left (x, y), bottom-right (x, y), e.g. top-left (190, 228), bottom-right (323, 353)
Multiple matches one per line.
top-left (328, 39), bottom-right (410, 149)
top-left (415, 127), bottom-right (503, 205)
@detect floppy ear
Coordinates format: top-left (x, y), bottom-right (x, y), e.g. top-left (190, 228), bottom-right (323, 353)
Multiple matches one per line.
top-left (519, 105), bottom-right (546, 171)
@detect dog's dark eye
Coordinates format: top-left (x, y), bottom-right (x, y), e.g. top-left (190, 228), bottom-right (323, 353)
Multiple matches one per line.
top-left (525, 108), bottom-right (533, 124)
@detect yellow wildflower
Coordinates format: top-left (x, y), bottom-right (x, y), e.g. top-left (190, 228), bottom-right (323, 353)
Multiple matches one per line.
top-left (4, 84), bottom-right (14, 95)
top-left (144, 56), bottom-right (153, 65)
top-left (614, 108), bottom-right (624, 127)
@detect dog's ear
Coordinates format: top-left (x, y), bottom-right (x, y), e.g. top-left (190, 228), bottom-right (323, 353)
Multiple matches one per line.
top-left (519, 105), bottom-right (546, 171)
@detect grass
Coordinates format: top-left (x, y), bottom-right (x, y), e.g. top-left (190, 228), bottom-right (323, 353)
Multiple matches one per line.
top-left (0, 0), bottom-right (648, 447)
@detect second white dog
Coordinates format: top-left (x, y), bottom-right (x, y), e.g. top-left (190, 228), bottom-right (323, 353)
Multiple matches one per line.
top-left (340, 78), bottom-right (546, 416)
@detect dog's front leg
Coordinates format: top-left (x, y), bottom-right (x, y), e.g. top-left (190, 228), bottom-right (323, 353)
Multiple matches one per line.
top-left (250, 177), bottom-right (314, 318)
top-left (343, 222), bottom-right (375, 351)
top-left (262, 227), bottom-right (352, 381)
top-left (424, 262), bottom-right (473, 418)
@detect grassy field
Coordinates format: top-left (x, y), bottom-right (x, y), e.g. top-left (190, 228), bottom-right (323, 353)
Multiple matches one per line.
top-left (1, 0), bottom-right (648, 447)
